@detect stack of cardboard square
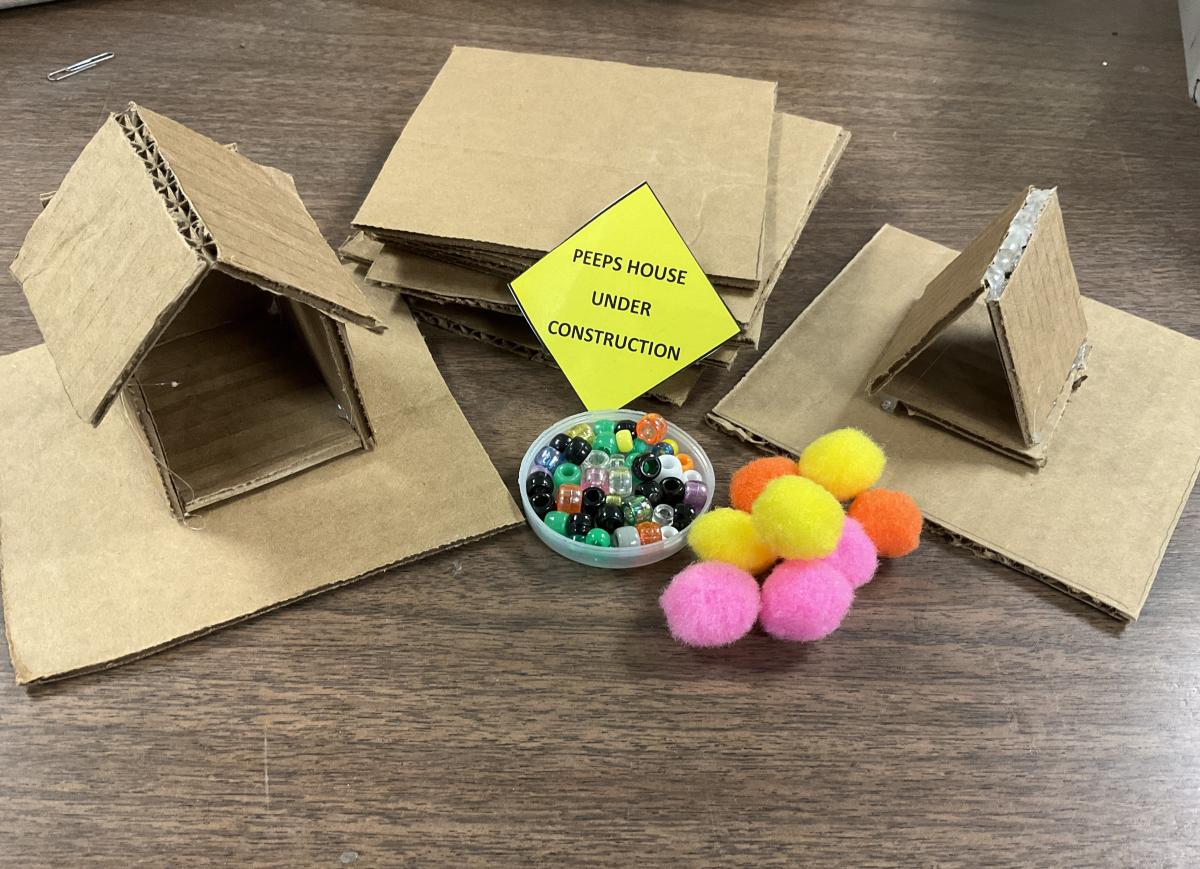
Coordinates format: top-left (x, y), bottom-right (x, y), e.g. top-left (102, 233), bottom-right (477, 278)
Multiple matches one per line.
top-left (349, 47), bottom-right (849, 401)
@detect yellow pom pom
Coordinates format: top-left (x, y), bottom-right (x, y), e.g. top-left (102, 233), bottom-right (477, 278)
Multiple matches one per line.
top-left (687, 507), bottom-right (778, 574)
top-left (797, 428), bottom-right (886, 501)
top-left (751, 476), bottom-right (844, 560)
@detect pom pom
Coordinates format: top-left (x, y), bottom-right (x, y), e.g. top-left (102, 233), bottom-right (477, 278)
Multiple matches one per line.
top-left (687, 507), bottom-right (777, 574)
top-left (729, 456), bottom-right (799, 512)
top-left (820, 517), bottom-right (878, 588)
top-left (751, 476), bottom-right (844, 560)
top-left (759, 560), bottom-right (854, 642)
top-left (798, 428), bottom-right (886, 501)
top-left (848, 488), bottom-right (922, 557)
top-left (660, 562), bottom-right (760, 647)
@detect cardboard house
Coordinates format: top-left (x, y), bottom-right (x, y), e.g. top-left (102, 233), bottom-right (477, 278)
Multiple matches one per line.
top-left (10, 103), bottom-right (382, 517)
top-left (867, 187), bottom-right (1089, 467)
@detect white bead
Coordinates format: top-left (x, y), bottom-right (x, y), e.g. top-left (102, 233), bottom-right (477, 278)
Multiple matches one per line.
top-left (660, 525), bottom-right (679, 540)
top-left (657, 454), bottom-right (684, 481)
top-left (683, 469), bottom-right (703, 483)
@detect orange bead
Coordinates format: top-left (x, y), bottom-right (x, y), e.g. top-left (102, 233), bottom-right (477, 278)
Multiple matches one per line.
top-left (635, 412), bottom-right (668, 445)
top-left (847, 488), bottom-right (922, 557)
top-left (556, 483), bottom-right (583, 514)
top-left (636, 521), bottom-right (663, 544)
top-left (677, 453), bottom-right (694, 473)
top-left (729, 456), bottom-right (798, 512)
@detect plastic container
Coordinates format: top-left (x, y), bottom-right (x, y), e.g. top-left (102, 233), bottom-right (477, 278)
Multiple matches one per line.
top-left (519, 409), bottom-right (716, 568)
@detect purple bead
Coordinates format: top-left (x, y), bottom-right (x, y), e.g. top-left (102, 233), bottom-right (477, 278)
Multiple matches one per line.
top-left (682, 480), bottom-right (707, 512)
top-left (535, 445), bottom-right (563, 473)
top-left (582, 465), bottom-right (609, 493)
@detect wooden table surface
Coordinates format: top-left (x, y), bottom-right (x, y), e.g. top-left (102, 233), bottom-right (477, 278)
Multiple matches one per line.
top-left (2, 1), bottom-right (1198, 865)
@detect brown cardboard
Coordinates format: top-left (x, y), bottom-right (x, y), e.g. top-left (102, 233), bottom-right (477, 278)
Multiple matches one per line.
top-left (353, 46), bottom-right (778, 288)
top-left (350, 111), bottom-right (848, 348)
top-left (10, 104), bottom-right (382, 517)
top-left (707, 225), bottom-right (1200, 620)
top-left (406, 298), bottom-right (704, 406)
top-left (867, 189), bottom-right (1088, 466)
top-left (0, 271), bottom-right (523, 684)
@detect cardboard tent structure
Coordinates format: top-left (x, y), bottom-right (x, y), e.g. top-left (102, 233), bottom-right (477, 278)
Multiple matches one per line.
top-left (867, 188), bottom-right (1088, 467)
top-left (10, 104), bottom-right (382, 517)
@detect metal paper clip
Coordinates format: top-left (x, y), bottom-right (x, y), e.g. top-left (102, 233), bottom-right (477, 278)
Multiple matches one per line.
top-left (47, 52), bottom-right (114, 82)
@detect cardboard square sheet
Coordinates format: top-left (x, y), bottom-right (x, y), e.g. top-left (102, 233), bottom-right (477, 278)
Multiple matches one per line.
top-left (353, 46), bottom-right (778, 286)
top-left (407, 298), bottom-right (704, 406)
top-left (708, 226), bottom-right (1200, 620)
top-left (354, 111), bottom-right (849, 348)
top-left (0, 275), bottom-right (523, 684)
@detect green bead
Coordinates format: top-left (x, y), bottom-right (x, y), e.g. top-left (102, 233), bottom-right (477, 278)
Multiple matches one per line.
top-left (593, 433), bottom-right (618, 455)
top-left (552, 462), bottom-right (581, 488)
top-left (544, 511), bottom-right (569, 535)
top-left (570, 533), bottom-right (587, 543)
top-left (622, 494), bottom-right (652, 525)
top-left (593, 420), bottom-right (616, 437)
top-left (631, 438), bottom-right (651, 455)
top-left (584, 528), bottom-right (612, 547)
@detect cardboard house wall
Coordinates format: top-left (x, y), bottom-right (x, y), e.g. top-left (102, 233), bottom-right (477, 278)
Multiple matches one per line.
top-left (10, 103), bottom-right (382, 518)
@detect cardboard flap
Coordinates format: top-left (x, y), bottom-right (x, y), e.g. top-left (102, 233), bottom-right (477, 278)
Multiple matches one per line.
top-left (9, 116), bottom-right (207, 426)
top-left (868, 189), bottom-right (1029, 394)
top-left (988, 190), bottom-right (1088, 443)
top-left (133, 105), bottom-right (382, 333)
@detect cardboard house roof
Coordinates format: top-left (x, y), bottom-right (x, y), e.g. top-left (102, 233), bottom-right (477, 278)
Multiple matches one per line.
top-left (867, 188), bottom-right (1088, 465)
top-left (9, 103), bottom-right (381, 426)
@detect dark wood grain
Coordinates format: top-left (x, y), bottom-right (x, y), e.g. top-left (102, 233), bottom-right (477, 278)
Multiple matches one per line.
top-left (2, 1), bottom-right (1199, 865)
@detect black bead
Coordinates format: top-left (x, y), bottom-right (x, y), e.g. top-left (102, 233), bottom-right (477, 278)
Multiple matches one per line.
top-left (659, 476), bottom-right (685, 505)
top-left (635, 479), bottom-right (664, 506)
top-left (672, 503), bottom-right (697, 530)
top-left (548, 433), bottom-right (571, 453)
top-left (564, 436), bottom-right (592, 465)
top-left (529, 492), bottom-right (554, 518)
top-left (614, 420), bottom-right (637, 435)
top-left (566, 512), bottom-right (595, 537)
top-left (650, 442), bottom-right (675, 457)
top-left (596, 503), bottom-right (625, 532)
top-left (581, 486), bottom-right (607, 513)
top-left (631, 453), bottom-right (661, 482)
top-left (526, 470), bottom-right (554, 498)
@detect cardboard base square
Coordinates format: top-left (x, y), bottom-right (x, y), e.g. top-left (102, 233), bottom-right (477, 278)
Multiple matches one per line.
top-left (0, 278), bottom-right (523, 684)
top-left (708, 226), bottom-right (1200, 620)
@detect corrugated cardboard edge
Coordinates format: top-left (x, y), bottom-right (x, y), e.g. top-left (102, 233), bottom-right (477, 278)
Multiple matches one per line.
top-left (7, 522), bottom-right (519, 686)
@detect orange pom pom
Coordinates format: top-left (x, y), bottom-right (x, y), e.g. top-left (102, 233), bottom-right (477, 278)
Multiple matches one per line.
top-left (848, 489), bottom-right (922, 557)
top-left (729, 456), bottom-right (798, 512)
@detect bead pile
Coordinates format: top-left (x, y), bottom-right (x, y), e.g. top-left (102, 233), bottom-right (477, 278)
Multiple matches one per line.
top-left (526, 412), bottom-right (708, 548)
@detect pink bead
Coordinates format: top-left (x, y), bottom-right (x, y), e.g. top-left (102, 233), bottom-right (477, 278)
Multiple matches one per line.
top-left (582, 465), bottom-right (609, 493)
top-left (660, 562), bottom-right (760, 647)
top-left (819, 517), bottom-right (878, 588)
top-left (759, 560), bottom-right (853, 642)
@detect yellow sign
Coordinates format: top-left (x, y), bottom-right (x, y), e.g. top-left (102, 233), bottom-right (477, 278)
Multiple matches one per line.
top-left (510, 184), bottom-right (740, 410)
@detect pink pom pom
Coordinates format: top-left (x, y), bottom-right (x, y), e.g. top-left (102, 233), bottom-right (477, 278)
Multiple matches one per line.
top-left (660, 562), bottom-right (760, 648)
top-left (821, 517), bottom-right (878, 588)
top-left (760, 560), bottom-right (853, 642)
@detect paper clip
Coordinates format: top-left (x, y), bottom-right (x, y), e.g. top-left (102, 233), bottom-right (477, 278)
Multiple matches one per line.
top-left (46, 52), bottom-right (114, 82)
